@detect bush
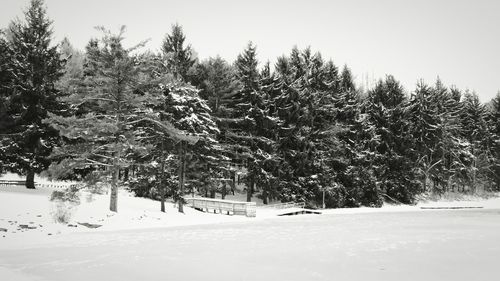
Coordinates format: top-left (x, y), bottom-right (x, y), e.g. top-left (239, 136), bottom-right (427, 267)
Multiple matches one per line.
top-left (50, 187), bottom-right (81, 224)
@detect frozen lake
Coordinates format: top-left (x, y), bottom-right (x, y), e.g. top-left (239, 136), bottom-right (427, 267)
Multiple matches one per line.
top-left (1, 209), bottom-right (500, 281)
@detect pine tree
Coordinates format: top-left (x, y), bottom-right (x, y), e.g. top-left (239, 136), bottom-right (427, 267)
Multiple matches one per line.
top-left (333, 85), bottom-right (381, 207)
top-left (0, 31), bottom-right (15, 174)
top-left (406, 81), bottom-right (443, 193)
top-left (0, 0), bottom-right (65, 188)
top-left (160, 82), bottom-right (220, 212)
top-left (366, 75), bottom-right (419, 203)
top-left (195, 56), bottom-right (240, 115)
top-left (161, 24), bottom-right (196, 81)
top-left (459, 91), bottom-right (490, 191)
top-left (486, 92), bottom-right (500, 189)
top-left (430, 81), bottom-right (467, 192)
top-left (340, 65), bottom-right (356, 92)
top-left (217, 42), bottom-right (278, 203)
top-left (272, 47), bottom-right (344, 206)
top-left (46, 27), bottom-right (195, 212)
top-left (57, 37), bottom-right (84, 95)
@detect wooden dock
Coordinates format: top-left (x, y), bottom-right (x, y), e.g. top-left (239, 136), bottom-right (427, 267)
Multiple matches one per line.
top-left (185, 197), bottom-right (256, 217)
top-left (276, 208), bottom-right (322, 216)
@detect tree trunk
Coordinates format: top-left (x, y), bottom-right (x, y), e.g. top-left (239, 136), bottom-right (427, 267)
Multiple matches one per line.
top-left (110, 161), bottom-right (119, 212)
top-left (160, 141), bottom-right (166, 213)
top-left (231, 171), bottom-right (236, 195)
top-left (423, 174), bottom-right (428, 193)
top-left (221, 181), bottom-right (227, 200)
top-left (247, 177), bottom-right (254, 202)
top-left (178, 141), bottom-right (186, 213)
top-left (262, 187), bottom-right (268, 205)
top-left (26, 170), bottom-right (35, 189)
top-left (124, 168), bottom-right (129, 182)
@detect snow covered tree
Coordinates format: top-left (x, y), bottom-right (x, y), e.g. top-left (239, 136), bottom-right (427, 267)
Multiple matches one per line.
top-left (0, 0), bottom-right (65, 188)
top-left (46, 27), bottom-right (195, 212)
top-left (429, 82), bottom-right (469, 193)
top-left (223, 42), bottom-right (279, 203)
top-left (366, 76), bottom-right (419, 203)
top-left (459, 91), bottom-right (491, 191)
top-left (486, 92), bottom-right (500, 189)
top-left (272, 47), bottom-right (345, 206)
top-left (333, 87), bottom-right (381, 207)
top-left (406, 81), bottom-right (444, 193)
top-left (160, 82), bottom-right (220, 212)
top-left (0, 31), bottom-right (15, 174)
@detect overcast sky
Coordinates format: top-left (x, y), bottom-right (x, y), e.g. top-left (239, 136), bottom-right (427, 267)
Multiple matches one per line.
top-left (1, 0), bottom-right (499, 102)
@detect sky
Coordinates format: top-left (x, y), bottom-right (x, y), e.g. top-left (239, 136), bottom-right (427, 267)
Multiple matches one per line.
top-left (1, 0), bottom-right (499, 102)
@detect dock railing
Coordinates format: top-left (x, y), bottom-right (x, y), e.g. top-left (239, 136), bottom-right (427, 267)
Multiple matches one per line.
top-left (0, 180), bottom-right (79, 189)
top-left (184, 197), bottom-right (256, 217)
top-left (260, 202), bottom-right (306, 209)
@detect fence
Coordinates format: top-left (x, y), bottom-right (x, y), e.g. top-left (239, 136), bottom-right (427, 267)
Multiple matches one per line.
top-left (0, 180), bottom-right (78, 189)
top-left (184, 197), bottom-right (256, 217)
top-left (260, 202), bottom-right (306, 209)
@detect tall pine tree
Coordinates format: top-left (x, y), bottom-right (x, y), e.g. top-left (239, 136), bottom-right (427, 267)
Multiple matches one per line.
top-left (46, 27), bottom-right (195, 212)
top-left (1, 0), bottom-right (65, 188)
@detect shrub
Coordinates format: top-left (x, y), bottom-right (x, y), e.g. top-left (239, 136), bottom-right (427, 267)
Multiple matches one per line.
top-left (50, 187), bottom-right (81, 224)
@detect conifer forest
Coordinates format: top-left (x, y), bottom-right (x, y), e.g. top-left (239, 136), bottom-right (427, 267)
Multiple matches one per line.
top-left (1, 0), bottom-right (500, 212)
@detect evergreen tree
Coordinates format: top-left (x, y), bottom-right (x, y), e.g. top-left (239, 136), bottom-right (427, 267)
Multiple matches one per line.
top-left (407, 81), bottom-right (443, 192)
top-left (195, 56), bottom-right (240, 115)
top-left (0, 0), bottom-right (65, 188)
top-left (333, 87), bottom-right (381, 207)
top-left (272, 47), bottom-right (343, 206)
top-left (486, 92), bottom-right (500, 189)
top-left (0, 31), bottom-right (15, 174)
top-left (57, 37), bottom-right (84, 95)
top-left (161, 24), bottom-right (196, 81)
top-left (46, 27), bottom-right (195, 212)
top-left (459, 91), bottom-right (490, 191)
top-left (366, 76), bottom-right (419, 203)
top-left (218, 42), bottom-right (277, 202)
top-left (340, 65), bottom-right (356, 92)
top-left (430, 81), bottom-right (467, 192)
top-left (160, 82), bottom-right (220, 212)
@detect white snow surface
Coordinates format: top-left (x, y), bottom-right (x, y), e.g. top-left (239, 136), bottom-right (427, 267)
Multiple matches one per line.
top-left (1, 174), bottom-right (500, 280)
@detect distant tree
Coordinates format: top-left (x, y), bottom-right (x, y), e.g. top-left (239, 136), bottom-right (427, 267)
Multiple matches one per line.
top-left (0, 0), bottom-right (65, 188)
top-left (161, 24), bottom-right (196, 81)
top-left (340, 65), bottom-right (356, 92)
top-left (57, 37), bottom-right (84, 95)
top-left (195, 56), bottom-right (240, 115)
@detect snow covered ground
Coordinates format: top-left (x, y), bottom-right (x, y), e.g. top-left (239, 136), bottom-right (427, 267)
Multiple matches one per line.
top-left (1, 173), bottom-right (500, 280)
top-left (1, 208), bottom-right (500, 281)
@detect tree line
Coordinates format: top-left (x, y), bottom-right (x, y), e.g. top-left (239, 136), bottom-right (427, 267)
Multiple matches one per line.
top-left (1, 0), bottom-right (499, 212)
